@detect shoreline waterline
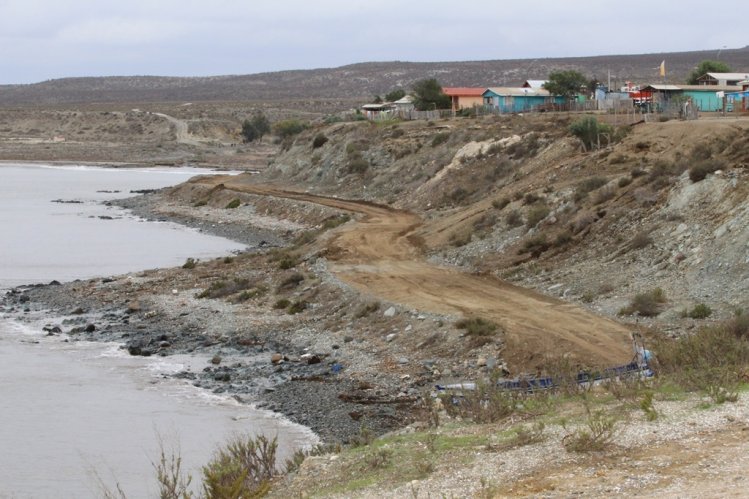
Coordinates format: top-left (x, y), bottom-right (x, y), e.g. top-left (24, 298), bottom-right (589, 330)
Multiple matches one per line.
top-left (0, 163), bottom-right (317, 498)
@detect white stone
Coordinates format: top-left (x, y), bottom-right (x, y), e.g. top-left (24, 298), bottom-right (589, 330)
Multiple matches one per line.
top-left (383, 306), bottom-right (397, 317)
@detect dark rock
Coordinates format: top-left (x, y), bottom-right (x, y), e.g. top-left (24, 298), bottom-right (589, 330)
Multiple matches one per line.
top-left (49, 280), bottom-right (61, 286)
top-left (19, 295), bottom-right (30, 303)
top-left (84, 324), bottom-right (96, 333)
top-left (127, 345), bottom-right (142, 356)
top-left (70, 307), bottom-right (85, 315)
top-left (43, 325), bottom-right (62, 334)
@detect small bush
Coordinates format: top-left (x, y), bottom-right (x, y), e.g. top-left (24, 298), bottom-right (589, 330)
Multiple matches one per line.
top-left (554, 230), bottom-right (573, 247)
top-left (225, 198), bottom-right (241, 209)
top-left (686, 303), bottom-right (713, 319)
top-left (506, 209), bottom-right (523, 228)
top-left (201, 434), bottom-right (277, 499)
top-left (321, 214), bottom-right (351, 230)
top-left (592, 187), bottom-right (615, 205)
top-left (288, 300), bottom-right (308, 314)
top-left (689, 159), bottom-right (724, 182)
top-left (562, 407), bottom-right (616, 452)
top-left (278, 272), bottom-right (304, 290)
top-left (526, 204), bottom-right (550, 228)
top-left (354, 302), bottom-right (380, 318)
top-left (618, 176), bottom-right (632, 188)
top-left (455, 317), bottom-right (498, 336)
top-left (492, 197), bottom-right (510, 210)
top-left (273, 298), bottom-right (291, 309)
top-left (182, 257), bottom-right (197, 269)
top-left (312, 133), bottom-right (329, 149)
top-left (441, 382), bottom-right (519, 423)
top-left (628, 231), bottom-right (653, 250)
top-left (277, 254), bottom-right (299, 270)
top-left (523, 192), bottom-right (542, 205)
top-left (619, 288), bottom-right (667, 317)
top-left (347, 157), bottom-right (370, 174)
top-left (574, 176), bottom-right (608, 202)
top-left (519, 234), bottom-right (550, 258)
top-left (431, 132), bottom-right (450, 147)
top-left (640, 392), bottom-right (658, 421)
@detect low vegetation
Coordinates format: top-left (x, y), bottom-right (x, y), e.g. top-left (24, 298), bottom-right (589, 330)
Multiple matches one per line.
top-left (618, 288), bottom-right (667, 317)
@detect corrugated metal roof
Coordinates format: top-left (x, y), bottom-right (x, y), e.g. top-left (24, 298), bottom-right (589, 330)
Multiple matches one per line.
top-left (642, 84), bottom-right (740, 92)
top-left (484, 87), bottom-right (551, 97)
top-left (703, 72), bottom-right (749, 80)
top-left (442, 87), bottom-right (486, 97)
top-left (679, 84), bottom-right (741, 92)
top-left (642, 85), bottom-right (683, 91)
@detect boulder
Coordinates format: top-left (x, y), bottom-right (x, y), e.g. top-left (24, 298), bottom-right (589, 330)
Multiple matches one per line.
top-left (383, 306), bottom-right (397, 317)
top-left (271, 353), bottom-right (284, 364)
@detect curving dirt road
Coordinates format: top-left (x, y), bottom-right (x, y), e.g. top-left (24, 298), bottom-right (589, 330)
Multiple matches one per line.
top-left (198, 176), bottom-right (633, 370)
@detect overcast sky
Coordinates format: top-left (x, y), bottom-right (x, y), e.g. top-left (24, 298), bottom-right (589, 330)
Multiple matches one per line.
top-left (1, 0), bottom-right (745, 84)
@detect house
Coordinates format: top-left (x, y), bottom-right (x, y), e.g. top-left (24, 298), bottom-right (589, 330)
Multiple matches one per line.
top-left (482, 87), bottom-right (564, 113)
top-left (393, 95), bottom-right (414, 112)
top-left (442, 88), bottom-right (485, 111)
top-left (640, 84), bottom-right (741, 112)
top-left (522, 80), bottom-right (548, 89)
top-left (361, 103), bottom-right (396, 120)
top-left (695, 72), bottom-right (749, 86)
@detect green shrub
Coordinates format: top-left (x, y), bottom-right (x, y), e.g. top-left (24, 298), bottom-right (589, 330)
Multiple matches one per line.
top-left (354, 302), bottom-right (380, 318)
top-left (455, 317), bottom-right (498, 336)
top-left (492, 197), bottom-right (510, 210)
top-left (273, 119), bottom-right (307, 138)
top-left (441, 381), bottom-right (519, 423)
top-left (686, 303), bottom-right (713, 319)
top-left (618, 176), bottom-right (632, 188)
top-left (277, 254), bottom-right (299, 270)
top-left (562, 407), bottom-right (616, 452)
top-left (689, 159), bottom-right (725, 182)
top-left (574, 176), bottom-right (608, 202)
top-left (288, 300), bottom-right (308, 314)
top-left (182, 257), bottom-right (197, 269)
top-left (618, 288), bottom-right (666, 317)
top-left (201, 434), bottom-right (277, 499)
top-left (312, 133), bottom-right (329, 148)
top-left (569, 116), bottom-right (612, 150)
top-left (506, 209), bottom-right (523, 228)
top-left (278, 272), bottom-right (304, 290)
top-left (347, 157), bottom-right (370, 174)
top-left (431, 132), bottom-right (450, 147)
top-left (273, 298), bottom-right (290, 309)
top-left (225, 198), bottom-right (241, 209)
top-left (519, 234), bottom-right (550, 258)
top-left (526, 204), bottom-right (550, 228)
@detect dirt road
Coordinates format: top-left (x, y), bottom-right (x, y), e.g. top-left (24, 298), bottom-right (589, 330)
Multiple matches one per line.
top-left (199, 176), bottom-right (633, 370)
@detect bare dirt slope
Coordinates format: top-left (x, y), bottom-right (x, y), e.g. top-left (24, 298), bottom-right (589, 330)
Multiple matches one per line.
top-left (195, 176), bottom-right (632, 370)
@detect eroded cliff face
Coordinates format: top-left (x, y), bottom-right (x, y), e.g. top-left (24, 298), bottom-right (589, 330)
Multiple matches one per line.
top-left (259, 116), bottom-right (749, 323)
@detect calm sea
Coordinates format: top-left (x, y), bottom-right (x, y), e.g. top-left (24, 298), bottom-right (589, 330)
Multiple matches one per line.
top-left (0, 164), bottom-right (316, 498)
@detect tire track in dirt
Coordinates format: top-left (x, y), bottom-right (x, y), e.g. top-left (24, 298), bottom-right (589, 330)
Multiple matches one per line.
top-left (199, 176), bottom-right (633, 370)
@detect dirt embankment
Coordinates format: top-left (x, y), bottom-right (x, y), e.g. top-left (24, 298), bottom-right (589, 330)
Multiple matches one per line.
top-left (194, 176), bottom-right (632, 370)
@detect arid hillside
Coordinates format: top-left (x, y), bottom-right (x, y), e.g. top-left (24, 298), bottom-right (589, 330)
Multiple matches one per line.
top-left (1, 46), bottom-right (748, 106)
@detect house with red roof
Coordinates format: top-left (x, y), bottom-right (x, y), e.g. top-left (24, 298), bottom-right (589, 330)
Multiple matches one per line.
top-left (442, 87), bottom-right (485, 111)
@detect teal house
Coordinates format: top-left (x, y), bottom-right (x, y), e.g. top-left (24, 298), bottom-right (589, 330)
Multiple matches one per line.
top-left (641, 84), bottom-right (741, 112)
top-left (482, 87), bottom-right (565, 113)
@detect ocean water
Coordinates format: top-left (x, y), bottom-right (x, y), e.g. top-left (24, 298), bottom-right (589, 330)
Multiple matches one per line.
top-left (0, 165), bottom-right (316, 498)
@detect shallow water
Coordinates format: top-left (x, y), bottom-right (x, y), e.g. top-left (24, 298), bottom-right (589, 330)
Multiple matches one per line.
top-left (0, 165), bottom-right (316, 498)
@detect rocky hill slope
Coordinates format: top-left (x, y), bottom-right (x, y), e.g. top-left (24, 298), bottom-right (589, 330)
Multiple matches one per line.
top-left (2, 46), bottom-right (748, 105)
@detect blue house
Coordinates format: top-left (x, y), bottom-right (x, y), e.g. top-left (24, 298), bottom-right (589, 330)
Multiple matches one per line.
top-left (482, 87), bottom-right (565, 113)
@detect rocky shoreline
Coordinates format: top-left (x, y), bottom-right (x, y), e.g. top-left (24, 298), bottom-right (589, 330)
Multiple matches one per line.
top-left (1, 189), bottom-right (420, 444)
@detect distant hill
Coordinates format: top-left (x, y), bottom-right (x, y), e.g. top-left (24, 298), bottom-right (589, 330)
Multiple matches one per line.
top-left (1, 47), bottom-right (748, 106)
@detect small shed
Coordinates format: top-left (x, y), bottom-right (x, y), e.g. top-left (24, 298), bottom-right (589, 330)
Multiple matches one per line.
top-left (482, 87), bottom-right (563, 113)
top-left (695, 72), bottom-right (749, 86)
top-left (442, 88), bottom-right (485, 111)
